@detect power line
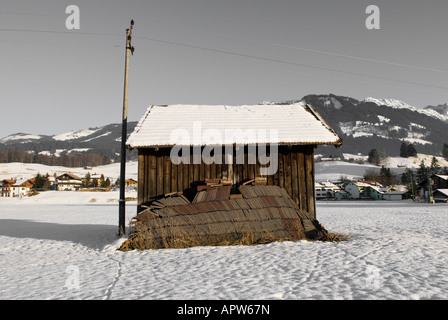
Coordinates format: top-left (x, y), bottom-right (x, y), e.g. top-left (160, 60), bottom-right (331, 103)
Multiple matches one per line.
top-left (0, 28), bottom-right (118, 37)
top-left (134, 35), bottom-right (448, 91)
top-left (146, 21), bottom-right (448, 75)
top-left (4, 10), bottom-right (445, 75)
top-left (1, 27), bottom-right (447, 91)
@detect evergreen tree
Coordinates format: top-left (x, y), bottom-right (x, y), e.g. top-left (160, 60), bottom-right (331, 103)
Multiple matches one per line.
top-left (379, 166), bottom-right (393, 186)
top-left (407, 144), bottom-right (417, 157)
top-left (400, 142), bottom-right (408, 158)
top-left (401, 168), bottom-right (413, 184)
top-left (101, 178), bottom-right (111, 188)
top-left (416, 160), bottom-right (430, 184)
top-left (443, 143), bottom-right (448, 160)
top-left (32, 173), bottom-right (51, 190)
top-left (368, 149), bottom-right (380, 165)
top-left (430, 156), bottom-right (441, 175)
top-left (83, 172), bottom-right (91, 188)
top-left (401, 169), bottom-right (417, 198)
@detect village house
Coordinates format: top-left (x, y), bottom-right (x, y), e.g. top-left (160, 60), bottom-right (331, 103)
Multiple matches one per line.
top-left (432, 189), bottom-right (448, 203)
top-left (315, 182), bottom-right (327, 199)
top-left (54, 173), bottom-right (83, 191)
top-left (90, 173), bottom-right (104, 186)
top-left (1, 178), bottom-right (33, 198)
top-left (335, 189), bottom-right (350, 200)
top-left (361, 185), bottom-right (384, 200)
top-left (126, 103), bottom-right (342, 219)
top-left (338, 180), bottom-right (410, 201)
top-left (383, 190), bottom-right (411, 201)
top-left (342, 180), bottom-right (381, 199)
top-left (432, 174), bottom-right (448, 189)
top-left (125, 178), bottom-right (138, 187)
top-left (315, 180), bottom-right (341, 199)
top-left (418, 174), bottom-right (448, 201)
top-left (1, 179), bottom-right (15, 197)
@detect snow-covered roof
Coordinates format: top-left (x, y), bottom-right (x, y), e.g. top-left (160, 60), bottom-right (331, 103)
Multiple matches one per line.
top-left (13, 178), bottom-right (31, 186)
top-left (434, 189), bottom-right (448, 197)
top-left (384, 190), bottom-right (409, 195)
top-left (127, 104), bottom-right (342, 148)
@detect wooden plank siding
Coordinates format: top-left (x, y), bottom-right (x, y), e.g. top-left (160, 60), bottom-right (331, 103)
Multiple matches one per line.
top-left (137, 145), bottom-right (317, 218)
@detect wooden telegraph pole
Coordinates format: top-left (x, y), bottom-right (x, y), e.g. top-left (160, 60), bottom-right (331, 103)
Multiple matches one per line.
top-left (119, 20), bottom-right (135, 236)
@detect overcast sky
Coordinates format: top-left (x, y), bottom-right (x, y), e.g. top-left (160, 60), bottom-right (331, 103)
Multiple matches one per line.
top-left (1, 0), bottom-right (448, 138)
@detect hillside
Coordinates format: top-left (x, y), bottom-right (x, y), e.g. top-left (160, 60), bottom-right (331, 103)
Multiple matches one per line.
top-left (0, 122), bottom-right (138, 164)
top-left (267, 94), bottom-right (448, 158)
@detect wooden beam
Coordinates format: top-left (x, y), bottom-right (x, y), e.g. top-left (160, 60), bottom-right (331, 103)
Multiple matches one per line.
top-left (284, 148), bottom-right (292, 199)
top-left (164, 151), bottom-right (171, 195)
top-left (291, 147), bottom-right (299, 205)
top-left (137, 150), bottom-right (145, 210)
top-left (305, 146), bottom-right (315, 219)
top-left (148, 150), bottom-right (157, 199)
top-left (297, 150), bottom-right (307, 212)
top-left (157, 152), bottom-right (164, 197)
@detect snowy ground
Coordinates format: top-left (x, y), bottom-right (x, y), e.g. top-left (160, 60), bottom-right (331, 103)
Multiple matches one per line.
top-left (1, 192), bottom-right (447, 300)
top-left (0, 161), bottom-right (138, 182)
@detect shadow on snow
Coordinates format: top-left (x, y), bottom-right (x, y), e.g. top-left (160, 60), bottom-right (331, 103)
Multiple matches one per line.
top-left (0, 219), bottom-right (118, 250)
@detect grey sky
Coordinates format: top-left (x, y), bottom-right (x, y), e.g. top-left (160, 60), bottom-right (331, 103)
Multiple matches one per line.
top-left (1, 0), bottom-right (448, 138)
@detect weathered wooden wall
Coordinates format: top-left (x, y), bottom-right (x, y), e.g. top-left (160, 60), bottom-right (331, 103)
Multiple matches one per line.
top-left (137, 145), bottom-right (316, 218)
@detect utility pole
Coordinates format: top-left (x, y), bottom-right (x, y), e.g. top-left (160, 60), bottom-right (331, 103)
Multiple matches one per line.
top-left (119, 20), bottom-right (135, 236)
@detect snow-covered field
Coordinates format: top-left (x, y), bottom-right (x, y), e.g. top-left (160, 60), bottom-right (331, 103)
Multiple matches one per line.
top-left (0, 161), bottom-right (138, 182)
top-left (1, 152), bottom-right (446, 184)
top-left (1, 192), bottom-right (447, 300)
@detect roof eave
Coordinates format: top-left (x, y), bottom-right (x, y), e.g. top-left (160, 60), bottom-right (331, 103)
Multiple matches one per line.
top-left (127, 140), bottom-right (342, 150)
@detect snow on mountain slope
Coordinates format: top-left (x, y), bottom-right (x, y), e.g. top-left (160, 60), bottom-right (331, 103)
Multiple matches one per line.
top-left (52, 129), bottom-right (100, 141)
top-left (365, 97), bottom-right (448, 122)
top-left (0, 133), bottom-right (44, 144)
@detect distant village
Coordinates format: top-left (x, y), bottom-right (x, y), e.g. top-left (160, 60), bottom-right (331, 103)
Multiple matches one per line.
top-left (315, 174), bottom-right (448, 203)
top-left (1, 169), bottom-right (447, 203)
top-left (0, 172), bottom-right (137, 198)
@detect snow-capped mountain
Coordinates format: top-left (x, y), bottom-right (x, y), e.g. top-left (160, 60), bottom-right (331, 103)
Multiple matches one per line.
top-left (268, 94), bottom-right (448, 157)
top-left (424, 103), bottom-right (448, 121)
top-left (364, 97), bottom-right (448, 122)
top-left (2, 94), bottom-right (448, 162)
top-left (0, 122), bottom-right (138, 161)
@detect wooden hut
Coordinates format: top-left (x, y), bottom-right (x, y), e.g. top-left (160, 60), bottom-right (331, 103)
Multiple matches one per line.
top-left (127, 103), bottom-right (342, 219)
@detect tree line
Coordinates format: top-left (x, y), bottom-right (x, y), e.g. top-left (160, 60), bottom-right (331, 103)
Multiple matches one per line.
top-left (0, 150), bottom-right (111, 167)
top-left (363, 156), bottom-right (447, 197)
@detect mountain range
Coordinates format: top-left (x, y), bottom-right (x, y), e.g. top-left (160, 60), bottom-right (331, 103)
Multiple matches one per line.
top-left (1, 94), bottom-right (447, 164)
top-left (0, 122), bottom-right (139, 162)
top-left (267, 94), bottom-right (448, 157)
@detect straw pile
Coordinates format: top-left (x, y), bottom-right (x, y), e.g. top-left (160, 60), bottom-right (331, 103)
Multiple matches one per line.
top-left (118, 184), bottom-right (331, 251)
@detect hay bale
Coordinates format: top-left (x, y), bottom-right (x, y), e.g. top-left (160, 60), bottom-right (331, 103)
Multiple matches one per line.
top-left (119, 185), bottom-right (331, 251)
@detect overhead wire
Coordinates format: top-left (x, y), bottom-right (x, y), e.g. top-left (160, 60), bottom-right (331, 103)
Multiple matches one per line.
top-left (1, 27), bottom-right (447, 92)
